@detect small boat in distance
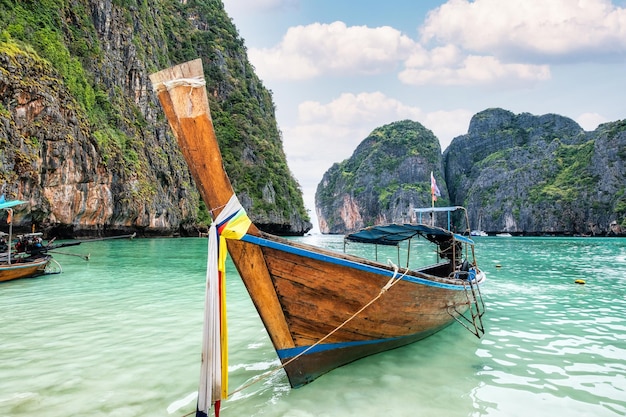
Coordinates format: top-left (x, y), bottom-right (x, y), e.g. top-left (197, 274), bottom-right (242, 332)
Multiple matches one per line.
top-left (0, 252), bottom-right (53, 282)
top-left (0, 199), bottom-right (61, 282)
top-left (150, 59), bottom-right (487, 415)
top-left (496, 233), bottom-right (512, 237)
top-left (471, 230), bottom-right (488, 237)
top-left (1, 198), bottom-right (135, 284)
top-left (470, 212), bottom-right (487, 236)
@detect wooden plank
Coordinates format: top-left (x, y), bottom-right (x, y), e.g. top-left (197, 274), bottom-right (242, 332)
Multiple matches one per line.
top-left (227, 239), bottom-right (294, 349)
top-left (262, 246), bottom-right (466, 345)
top-left (0, 258), bottom-right (48, 282)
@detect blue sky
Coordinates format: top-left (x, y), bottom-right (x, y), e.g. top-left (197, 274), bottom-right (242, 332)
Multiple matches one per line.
top-left (221, 0), bottom-right (626, 231)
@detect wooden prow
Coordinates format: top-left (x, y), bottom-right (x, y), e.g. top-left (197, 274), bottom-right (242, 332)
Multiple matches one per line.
top-left (150, 59), bottom-right (294, 351)
top-left (149, 59), bottom-right (258, 234)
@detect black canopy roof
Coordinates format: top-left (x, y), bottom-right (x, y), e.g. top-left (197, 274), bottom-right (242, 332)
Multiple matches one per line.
top-left (345, 224), bottom-right (474, 246)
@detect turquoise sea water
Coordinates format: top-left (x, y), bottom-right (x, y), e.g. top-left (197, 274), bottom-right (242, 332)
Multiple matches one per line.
top-left (1, 235), bottom-right (625, 417)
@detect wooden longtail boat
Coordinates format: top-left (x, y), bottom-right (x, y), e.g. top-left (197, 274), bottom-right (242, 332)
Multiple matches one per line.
top-left (0, 255), bottom-right (51, 282)
top-left (0, 199), bottom-right (58, 283)
top-left (150, 60), bottom-right (486, 394)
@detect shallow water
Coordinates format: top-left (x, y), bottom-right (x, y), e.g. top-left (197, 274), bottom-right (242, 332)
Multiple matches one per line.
top-left (1, 236), bottom-right (625, 416)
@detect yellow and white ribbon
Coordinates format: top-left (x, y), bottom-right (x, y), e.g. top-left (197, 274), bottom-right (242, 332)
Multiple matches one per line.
top-left (197, 195), bottom-right (251, 417)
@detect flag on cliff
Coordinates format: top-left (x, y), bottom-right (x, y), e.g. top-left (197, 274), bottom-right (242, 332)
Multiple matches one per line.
top-left (430, 171), bottom-right (441, 201)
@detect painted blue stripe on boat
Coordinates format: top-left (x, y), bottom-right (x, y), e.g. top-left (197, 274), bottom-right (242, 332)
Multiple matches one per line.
top-left (240, 234), bottom-right (468, 290)
top-left (276, 334), bottom-right (408, 360)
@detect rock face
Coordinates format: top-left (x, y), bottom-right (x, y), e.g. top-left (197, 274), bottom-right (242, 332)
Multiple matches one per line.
top-left (316, 109), bottom-right (626, 236)
top-left (0, 0), bottom-right (311, 237)
top-left (444, 109), bottom-right (626, 235)
top-left (316, 120), bottom-right (446, 233)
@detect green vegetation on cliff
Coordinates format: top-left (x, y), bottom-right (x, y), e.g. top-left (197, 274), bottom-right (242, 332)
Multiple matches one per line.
top-left (0, 0), bottom-right (310, 234)
top-left (316, 120), bottom-right (445, 233)
top-left (528, 140), bottom-right (596, 204)
top-left (444, 109), bottom-right (626, 235)
top-left (316, 109), bottom-right (626, 235)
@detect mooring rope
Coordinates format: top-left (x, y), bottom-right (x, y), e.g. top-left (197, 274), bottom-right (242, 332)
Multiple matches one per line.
top-left (226, 260), bottom-right (409, 397)
top-left (208, 202), bottom-right (228, 215)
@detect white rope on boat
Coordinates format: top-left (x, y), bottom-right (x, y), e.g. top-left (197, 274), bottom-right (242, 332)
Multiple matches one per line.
top-left (48, 258), bottom-right (62, 274)
top-left (152, 75), bottom-right (208, 117)
top-left (152, 76), bottom-right (206, 93)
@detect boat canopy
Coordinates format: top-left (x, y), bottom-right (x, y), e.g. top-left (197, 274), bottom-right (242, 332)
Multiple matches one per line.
top-left (345, 223), bottom-right (475, 246)
top-left (413, 206), bottom-right (469, 231)
top-left (413, 206), bottom-right (466, 214)
top-left (0, 199), bottom-right (27, 210)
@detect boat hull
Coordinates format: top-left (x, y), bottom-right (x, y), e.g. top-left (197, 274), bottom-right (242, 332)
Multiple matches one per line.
top-left (279, 324), bottom-right (449, 387)
top-left (0, 257), bottom-right (50, 282)
top-left (228, 234), bottom-right (480, 387)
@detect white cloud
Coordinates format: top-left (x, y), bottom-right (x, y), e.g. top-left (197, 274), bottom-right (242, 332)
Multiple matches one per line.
top-left (576, 112), bottom-right (609, 131)
top-left (249, 21), bottom-right (415, 80)
top-left (297, 92), bottom-right (422, 126)
top-left (421, 0), bottom-right (626, 59)
top-left (235, 0), bottom-right (626, 89)
top-left (422, 109), bottom-right (474, 150)
top-left (248, 16), bottom-right (558, 87)
top-left (283, 93), bottom-right (420, 185)
top-left (399, 45), bottom-right (551, 86)
top-left (249, 50), bottom-right (321, 80)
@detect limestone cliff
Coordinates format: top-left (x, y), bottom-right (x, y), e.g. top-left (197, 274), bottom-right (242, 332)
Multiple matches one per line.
top-left (0, 0), bottom-right (311, 237)
top-left (316, 109), bottom-right (626, 236)
top-left (316, 120), bottom-right (445, 234)
top-left (444, 109), bottom-right (626, 235)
